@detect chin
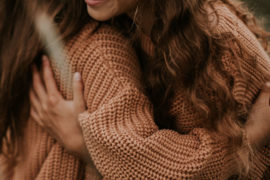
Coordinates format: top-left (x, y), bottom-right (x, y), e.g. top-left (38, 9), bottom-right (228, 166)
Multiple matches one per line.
top-left (87, 5), bottom-right (114, 21)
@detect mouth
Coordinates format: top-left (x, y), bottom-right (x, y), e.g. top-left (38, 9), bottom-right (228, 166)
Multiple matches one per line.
top-left (85, 0), bottom-right (108, 6)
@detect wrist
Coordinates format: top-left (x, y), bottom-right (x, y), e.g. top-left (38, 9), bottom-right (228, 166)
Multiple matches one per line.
top-left (63, 131), bottom-right (91, 163)
top-left (244, 121), bottom-right (268, 150)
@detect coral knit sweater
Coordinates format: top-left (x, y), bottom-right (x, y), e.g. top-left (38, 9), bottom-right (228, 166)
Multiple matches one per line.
top-left (1, 3), bottom-right (270, 180)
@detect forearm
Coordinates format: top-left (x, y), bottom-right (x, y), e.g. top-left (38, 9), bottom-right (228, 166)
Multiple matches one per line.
top-left (79, 85), bottom-right (242, 179)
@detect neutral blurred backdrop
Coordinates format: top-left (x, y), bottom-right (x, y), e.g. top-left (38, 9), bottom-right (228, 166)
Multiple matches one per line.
top-left (243, 0), bottom-right (270, 30)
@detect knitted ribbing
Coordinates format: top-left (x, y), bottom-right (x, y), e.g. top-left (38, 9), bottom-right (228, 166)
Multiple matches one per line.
top-left (77, 5), bottom-right (270, 180)
top-left (0, 21), bottom-right (107, 180)
top-left (77, 4), bottom-right (270, 180)
top-left (1, 3), bottom-right (270, 180)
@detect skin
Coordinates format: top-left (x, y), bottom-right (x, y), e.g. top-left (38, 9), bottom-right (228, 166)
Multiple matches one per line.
top-left (86, 0), bottom-right (138, 21)
top-left (244, 87), bottom-right (270, 149)
top-left (30, 0), bottom-right (270, 165)
top-left (31, 56), bottom-right (91, 163)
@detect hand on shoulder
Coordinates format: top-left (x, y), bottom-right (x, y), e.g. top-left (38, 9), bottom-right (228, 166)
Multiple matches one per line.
top-left (30, 56), bottom-right (92, 164)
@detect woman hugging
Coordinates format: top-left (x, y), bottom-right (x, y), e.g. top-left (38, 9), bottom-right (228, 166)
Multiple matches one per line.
top-left (1, 0), bottom-right (270, 179)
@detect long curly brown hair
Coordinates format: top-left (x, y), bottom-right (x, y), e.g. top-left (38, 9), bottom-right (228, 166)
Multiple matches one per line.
top-left (0, 0), bottom-right (90, 162)
top-left (1, 0), bottom-right (269, 177)
top-left (130, 0), bottom-right (270, 177)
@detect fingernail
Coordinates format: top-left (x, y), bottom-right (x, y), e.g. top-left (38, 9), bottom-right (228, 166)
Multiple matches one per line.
top-left (266, 82), bottom-right (270, 87)
top-left (42, 55), bottom-right (48, 63)
top-left (74, 72), bottom-right (81, 81)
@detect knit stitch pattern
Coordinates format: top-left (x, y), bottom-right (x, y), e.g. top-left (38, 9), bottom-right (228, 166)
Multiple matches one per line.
top-left (1, 3), bottom-right (270, 180)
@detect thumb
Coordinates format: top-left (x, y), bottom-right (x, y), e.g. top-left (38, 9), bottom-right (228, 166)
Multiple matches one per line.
top-left (73, 72), bottom-right (86, 112)
top-left (254, 82), bottom-right (270, 105)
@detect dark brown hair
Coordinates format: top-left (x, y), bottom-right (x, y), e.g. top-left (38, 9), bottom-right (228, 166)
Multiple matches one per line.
top-left (132, 0), bottom-right (270, 176)
top-left (0, 0), bottom-right (90, 161)
top-left (1, 0), bottom-right (270, 177)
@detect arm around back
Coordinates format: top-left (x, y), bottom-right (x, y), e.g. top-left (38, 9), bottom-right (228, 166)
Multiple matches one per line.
top-left (77, 23), bottom-right (243, 180)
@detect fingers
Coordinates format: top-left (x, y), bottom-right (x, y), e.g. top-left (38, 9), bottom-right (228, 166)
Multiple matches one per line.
top-left (29, 88), bottom-right (41, 112)
top-left (255, 82), bottom-right (270, 105)
top-left (29, 88), bottom-right (44, 126)
top-left (73, 72), bottom-right (86, 112)
top-left (261, 82), bottom-right (270, 92)
top-left (30, 106), bottom-right (44, 127)
top-left (42, 56), bottom-right (60, 97)
top-left (32, 65), bottom-right (47, 102)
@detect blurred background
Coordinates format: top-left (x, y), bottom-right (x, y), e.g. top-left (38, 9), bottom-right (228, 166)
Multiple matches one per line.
top-left (243, 0), bottom-right (270, 30)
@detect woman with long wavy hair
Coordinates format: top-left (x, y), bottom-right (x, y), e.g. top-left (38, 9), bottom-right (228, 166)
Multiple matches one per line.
top-left (1, 0), bottom-right (270, 179)
top-left (0, 0), bottom-right (136, 179)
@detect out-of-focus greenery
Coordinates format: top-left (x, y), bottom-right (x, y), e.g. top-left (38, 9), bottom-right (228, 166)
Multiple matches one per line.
top-left (242, 0), bottom-right (270, 30)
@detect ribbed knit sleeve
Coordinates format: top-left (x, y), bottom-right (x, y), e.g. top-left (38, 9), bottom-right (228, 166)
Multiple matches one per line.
top-left (248, 145), bottom-right (270, 179)
top-left (79, 85), bottom-right (242, 180)
top-left (214, 4), bottom-right (270, 179)
top-left (79, 85), bottom-right (242, 179)
top-left (77, 4), bottom-right (270, 180)
top-left (76, 23), bottom-right (243, 180)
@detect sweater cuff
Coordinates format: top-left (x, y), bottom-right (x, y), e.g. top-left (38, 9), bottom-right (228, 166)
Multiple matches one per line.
top-left (220, 149), bottom-right (241, 179)
top-left (257, 142), bottom-right (270, 166)
top-left (248, 142), bottom-right (270, 179)
top-left (244, 129), bottom-right (270, 179)
top-left (222, 130), bottom-right (252, 179)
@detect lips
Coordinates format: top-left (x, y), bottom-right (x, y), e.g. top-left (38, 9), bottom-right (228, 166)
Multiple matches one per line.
top-left (85, 0), bottom-right (108, 6)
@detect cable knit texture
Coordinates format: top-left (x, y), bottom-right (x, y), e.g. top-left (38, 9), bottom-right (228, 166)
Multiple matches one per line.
top-left (1, 3), bottom-right (270, 180)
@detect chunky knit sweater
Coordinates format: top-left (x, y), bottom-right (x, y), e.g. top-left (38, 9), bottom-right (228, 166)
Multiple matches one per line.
top-left (1, 3), bottom-right (270, 180)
